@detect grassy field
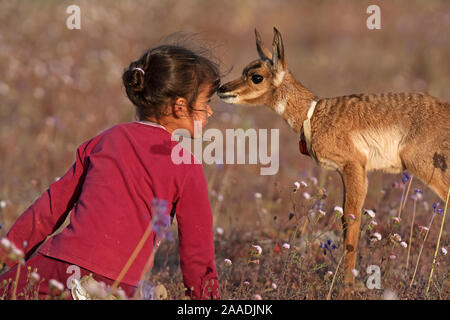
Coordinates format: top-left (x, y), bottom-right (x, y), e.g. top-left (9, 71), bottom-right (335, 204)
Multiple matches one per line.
top-left (0, 0), bottom-right (449, 300)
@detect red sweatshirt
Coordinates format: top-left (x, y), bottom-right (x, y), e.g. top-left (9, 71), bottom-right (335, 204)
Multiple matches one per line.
top-left (1, 121), bottom-right (219, 299)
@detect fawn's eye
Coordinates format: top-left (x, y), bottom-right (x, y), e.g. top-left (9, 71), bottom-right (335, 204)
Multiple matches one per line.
top-left (251, 74), bottom-right (264, 84)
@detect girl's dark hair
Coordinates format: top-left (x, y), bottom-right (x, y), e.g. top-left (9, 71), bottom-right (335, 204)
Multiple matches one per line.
top-left (122, 35), bottom-right (222, 121)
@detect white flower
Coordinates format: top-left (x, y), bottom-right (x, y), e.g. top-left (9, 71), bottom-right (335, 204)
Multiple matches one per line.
top-left (349, 214), bottom-right (356, 220)
top-left (30, 272), bottom-right (40, 283)
top-left (373, 232), bottom-right (382, 241)
top-left (327, 270), bottom-right (333, 276)
top-left (382, 289), bottom-right (398, 300)
top-left (216, 227), bottom-right (224, 235)
top-left (243, 281), bottom-right (250, 286)
top-left (282, 243), bottom-right (290, 250)
top-left (333, 206), bottom-right (343, 215)
top-left (49, 279), bottom-right (65, 292)
top-left (418, 226), bottom-right (429, 232)
top-left (441, 247), bottom-right (448, 255)
top-left (271, 283), bottom-right (277, 289)
top-left (293, 181), bottom-right (301, 190)
top-left (369, 220), bottom-right (378, 227)
top-left (393, 233), bottom-right (402, 242)
top-left (254, 192), bottom-right (262, 199)
top-left (224, 259), bottom-right (232, 266)
top-left (393, 217), bottom-right (402, 224)
top-left (217, 194), bottom-right (224, 202)
top-left (309, 177), bottom-right (318, 186)
top-left (351, 269), bottom-right (359, 277)
top-left (300, 181), bottom-right (308, 187)
top-left (253, 294), bottom-right (262, 300)
top-left (364, 209), bottom-right (376, 218)
top-left (302, 192), bottom-right (311, 200)
top-left (1, 237), bottom-right (11, 250)
top-left (0, 200), bottom-right (6, 208)
top-left (400, 241), bottom-right (408, 248)
top-left (389, 255), bottom-right (396, 260)
top-left (252, 244), bottom-right (262, 255)
top-left (318, 210), bottom-right (326, 216)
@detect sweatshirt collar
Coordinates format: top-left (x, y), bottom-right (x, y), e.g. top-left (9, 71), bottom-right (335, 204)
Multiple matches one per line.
top-left (135, 120), bottom-right (169, 132)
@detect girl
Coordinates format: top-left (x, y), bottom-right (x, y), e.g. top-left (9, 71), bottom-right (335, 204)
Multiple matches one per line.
top-left (0, 43), bottom-right (221, 300)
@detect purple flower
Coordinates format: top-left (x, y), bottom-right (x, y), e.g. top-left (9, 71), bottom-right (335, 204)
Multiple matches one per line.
top-left (152, 198), bottom-right (170, 239)
top-left (401, 172), bottom-right (411, 184)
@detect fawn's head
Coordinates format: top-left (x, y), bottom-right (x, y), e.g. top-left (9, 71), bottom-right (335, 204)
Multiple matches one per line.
top-left (217, 27), bottom-right (287, 106)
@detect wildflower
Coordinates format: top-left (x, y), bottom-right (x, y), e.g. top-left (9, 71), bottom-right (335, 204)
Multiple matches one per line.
top-left (318, 209), bottom-right (326, 217)
top-left (49, 279), bottom-right (65, 292)
top-left (327, 271), bottom-right (333, 276)
top-left (351, 269), bottom-right (359, 277)
top-left (442, 248), bottom-right (448, 256)
top-left (309, 177), bottom-right (318, 186)
top-left (251, 244), bottom-right (262, 255)
top-left (382, 289), bottom-right (398, 300)
top-left (302, 192), bottom-right (311, 200)
top-left (224, 259), bottom-right (232, 266)
top-left (412, 189), bottom-right (423, 201)
top-left (334, 206), bottom-right (343, 216)
top-left (432, 201), bottom-right (439, 213)
top-left (320, 240), bottom-right (337, 264)
top-left (288, 212), bottom-right (295, 220)
top-left (401, 172), bottom-right (411, 184)
top-left (282, 243), bottom-right (290, 250)
top-left (254, 192), bottom-right (262, 199)
top-left (349, 214), bottom-right (356, 220)
top-left (0, 200), bottom-right (6, 208)
top-left (432, 202), bottom-right (444, 215)
top-left (392, 233), bottom-right (402, 242)
top-left (392, 217), bottom-right (402, 224)
top-left (389, 255), bottom-right (396, 260)
top-left (1, 237), bottom-right (11, 250)
top-left (243, 281), bottom-right (250, 286)
top-left (372, 232), bottom-right (382, 241)
top-left (253, 294), bottom-right (262, 300)
top-left (217, 194), bottom-right (224, 202)
top-left (418, 225), bottom-right (429, 232)
top-left (364, 209), bottom-right (376, 218)
top-left (216, 227), bottom-right (224, 235)
top-left (29, 272), bottom-right (40, 285)
top-left (271, 283), bottom-right (277, 290)
top-left (400, 241), bottom-right (408, 248)
top-left (293, 181), bottom-right (301, 191)
top-left (369, 220), bottom-right (378, 227)
top-left (151, 198), bottom-right (170, 239)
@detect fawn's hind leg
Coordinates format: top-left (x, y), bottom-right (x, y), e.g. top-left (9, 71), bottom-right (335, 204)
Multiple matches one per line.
top-left (338, 162), bottom-right (368, 288)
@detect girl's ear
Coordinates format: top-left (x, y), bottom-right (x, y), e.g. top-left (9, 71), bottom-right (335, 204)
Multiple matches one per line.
top-left (171, 97), bottom-right (189, 118)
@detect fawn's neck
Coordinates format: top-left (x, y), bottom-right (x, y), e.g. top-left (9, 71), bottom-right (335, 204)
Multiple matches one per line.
top-left (270, 72), bottom-right (317, 134)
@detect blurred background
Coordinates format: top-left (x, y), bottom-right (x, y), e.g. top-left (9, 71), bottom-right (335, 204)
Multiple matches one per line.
top-left (0, 0), bottom-right (449, 299)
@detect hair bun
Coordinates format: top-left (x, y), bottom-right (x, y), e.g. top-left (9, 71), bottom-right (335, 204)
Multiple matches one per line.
top-left (123, 67), bottom-right (145, 92)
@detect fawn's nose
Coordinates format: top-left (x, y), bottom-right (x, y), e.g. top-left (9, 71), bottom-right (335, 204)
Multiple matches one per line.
top-left (217, 85), bottom-right (227, 93)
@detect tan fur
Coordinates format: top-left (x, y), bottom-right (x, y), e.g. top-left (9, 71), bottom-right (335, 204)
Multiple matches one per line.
top-left (218, 27), bottom-right (450, 290)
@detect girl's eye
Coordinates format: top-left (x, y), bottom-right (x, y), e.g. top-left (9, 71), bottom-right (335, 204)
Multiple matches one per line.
top-left (251, 74), bottom-right (264, 84)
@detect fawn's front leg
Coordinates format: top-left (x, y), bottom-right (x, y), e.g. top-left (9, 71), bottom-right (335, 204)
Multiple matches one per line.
top-left (339, 162), bottom-right (368, 288)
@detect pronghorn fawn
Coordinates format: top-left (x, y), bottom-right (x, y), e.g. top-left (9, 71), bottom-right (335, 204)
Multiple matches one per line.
top-left (217, 27), bottom-right (450, 295)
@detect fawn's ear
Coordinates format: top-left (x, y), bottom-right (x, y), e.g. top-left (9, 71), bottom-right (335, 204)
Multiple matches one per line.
top-left (272, 27), bottom-right (286, 71)
top-left (255, 28), bottom-right (272, 61)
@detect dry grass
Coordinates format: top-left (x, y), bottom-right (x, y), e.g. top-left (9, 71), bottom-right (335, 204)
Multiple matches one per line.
top-left (0, 0), bottom-right (449, 300)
